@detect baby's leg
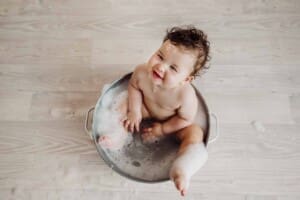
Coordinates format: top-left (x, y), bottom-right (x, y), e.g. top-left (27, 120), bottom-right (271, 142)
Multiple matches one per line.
top-left (169, 125), bottom-right (208, 196)
top-left (97, 111), bottom-right (129, 150)
top-left (97, 91), bottom-right (129, 149)
top-left (98, 89), bottom-right (152, 149)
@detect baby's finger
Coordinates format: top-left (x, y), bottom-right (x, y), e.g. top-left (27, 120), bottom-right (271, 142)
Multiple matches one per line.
top-left (124, 119), bottom-right (130, 131)
top-left (129, 122), bottom-right (135, 133)
top-left (121, 116), bottom-right (127, 123)
top-left (135, 122), bottom-right (140, 132)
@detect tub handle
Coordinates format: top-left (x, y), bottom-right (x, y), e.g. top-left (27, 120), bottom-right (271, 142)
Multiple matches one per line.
top-left (208, 113), bottom-right (219, 144)
top-left (85, 107), bottom-right (95, 141)
top-left (84, 84), bottom-right (111, 141)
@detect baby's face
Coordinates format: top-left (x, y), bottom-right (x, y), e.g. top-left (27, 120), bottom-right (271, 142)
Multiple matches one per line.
top-left (147, 40), bottom-right (198, 89)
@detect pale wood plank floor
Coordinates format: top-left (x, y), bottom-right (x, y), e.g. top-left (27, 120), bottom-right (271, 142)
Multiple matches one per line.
top-left (0, 0), bottom-right (299, 199)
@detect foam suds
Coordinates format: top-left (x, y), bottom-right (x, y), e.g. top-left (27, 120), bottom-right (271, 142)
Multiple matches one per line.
top-left (251, 120), bottom-right (266, 132)
top-left (96, 90), bottom-right (132, 150)
top-left (170, 143), bottom-right (208, 180)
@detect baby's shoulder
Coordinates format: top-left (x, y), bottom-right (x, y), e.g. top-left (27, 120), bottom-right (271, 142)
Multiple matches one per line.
top-left (134, 63), bottom-right (147, 72)
top-left (132, 64), bottom-right (147, 77)
top-left (131, 64), bottom-right (148, 87)
top-left (179, 84), bottom-right (197, 102)
top-left (133, 64), bottom-right (147, 75)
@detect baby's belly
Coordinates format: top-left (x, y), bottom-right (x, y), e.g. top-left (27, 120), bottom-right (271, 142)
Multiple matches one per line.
top-left (144, 101), bottom-right (176, 121)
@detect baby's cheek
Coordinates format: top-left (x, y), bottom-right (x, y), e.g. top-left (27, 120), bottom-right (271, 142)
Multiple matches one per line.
top-left (165, 75), bottom-right (176, 83)
top-left (150, 56), bottom-right (161, 65)
top-left (148, 55), bottom-right (155, 63)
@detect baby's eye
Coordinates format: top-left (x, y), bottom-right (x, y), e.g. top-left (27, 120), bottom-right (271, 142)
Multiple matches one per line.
top-left (157, 54), bottom-right (163, 60)
top-left (170, 65), bottom-right (177, 72)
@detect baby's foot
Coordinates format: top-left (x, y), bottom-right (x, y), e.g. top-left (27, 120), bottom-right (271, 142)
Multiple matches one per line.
top-left (171, 171), bottom-right (190, 196)
top-left (141, 133), bottom-right (160, 144)
top-left (97, 135), bottom-right (123, 150)
top-left (141, 124), bottom-right (164, 144)
top-left (98, 135), bottom-right (113, 147)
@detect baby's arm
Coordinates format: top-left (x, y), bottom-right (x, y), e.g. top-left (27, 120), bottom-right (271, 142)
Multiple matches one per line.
top-left (124, 66), bottom-right (143, 132)
top-left (162, 94), bottom-right (198, 134)
top-left (162, 89), bottom-right (198, 134)
top-left (142, 88), bottom-right (198, 140)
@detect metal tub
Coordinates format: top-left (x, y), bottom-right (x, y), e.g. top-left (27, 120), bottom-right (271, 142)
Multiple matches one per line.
top-left (85, 72), bottom-right (218, 183)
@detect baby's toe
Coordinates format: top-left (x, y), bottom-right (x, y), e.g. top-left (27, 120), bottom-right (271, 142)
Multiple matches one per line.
top-left (98, 135), bottom-right (112, 146)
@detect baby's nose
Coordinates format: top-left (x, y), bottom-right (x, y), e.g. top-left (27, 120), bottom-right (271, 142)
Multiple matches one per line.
top-left (157, 64), bottom-right (167, 72)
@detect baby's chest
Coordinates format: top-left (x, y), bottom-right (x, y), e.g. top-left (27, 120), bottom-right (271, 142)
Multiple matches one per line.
top-left (142, 89), bottom-right (180, 111)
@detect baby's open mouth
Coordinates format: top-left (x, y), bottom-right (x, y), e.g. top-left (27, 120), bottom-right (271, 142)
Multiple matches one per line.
top-left (153, 70), bottom-right (163, 79)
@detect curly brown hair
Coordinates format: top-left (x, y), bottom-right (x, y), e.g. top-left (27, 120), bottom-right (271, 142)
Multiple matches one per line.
top-left (163, 26), bottom-right (211, 77)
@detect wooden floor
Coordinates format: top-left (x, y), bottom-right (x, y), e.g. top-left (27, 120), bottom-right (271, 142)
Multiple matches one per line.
top-left (0, 0), bottom-right (300, 199)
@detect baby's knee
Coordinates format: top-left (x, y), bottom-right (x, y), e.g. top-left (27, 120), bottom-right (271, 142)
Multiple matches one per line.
top-left (177, 124), bottom-right (204, 144)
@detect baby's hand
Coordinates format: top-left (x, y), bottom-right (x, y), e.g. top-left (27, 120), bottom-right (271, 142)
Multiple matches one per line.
top-left (142, 122), bottom-right (164, 142)
top-left (123, 111), bottom-right (142, 133)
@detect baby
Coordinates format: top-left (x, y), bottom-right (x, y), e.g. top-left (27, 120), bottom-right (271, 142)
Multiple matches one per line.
top-left (99, 26), bottom-right (210, 196)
